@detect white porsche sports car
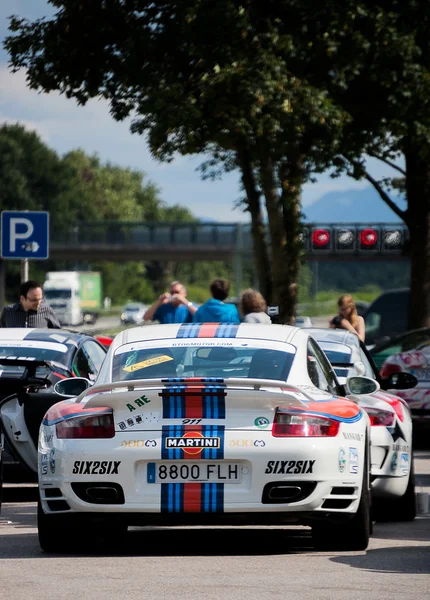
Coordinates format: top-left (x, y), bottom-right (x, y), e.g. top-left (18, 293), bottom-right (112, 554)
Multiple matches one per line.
top-left (34, 323), bottom-right (377, 552)
top-left (307, 328), bottom-right (418, 522)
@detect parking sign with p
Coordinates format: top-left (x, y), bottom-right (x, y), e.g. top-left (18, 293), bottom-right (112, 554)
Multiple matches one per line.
top-left (1, 211), bottom-right (49, 259)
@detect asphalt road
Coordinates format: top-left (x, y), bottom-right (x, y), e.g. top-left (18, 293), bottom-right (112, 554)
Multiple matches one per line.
top-left (1, 451), bottom-right (429, 600)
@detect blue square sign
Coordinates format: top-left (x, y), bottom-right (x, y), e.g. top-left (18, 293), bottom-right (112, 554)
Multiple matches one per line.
top-left (1, 211), bottom-right (49, 259)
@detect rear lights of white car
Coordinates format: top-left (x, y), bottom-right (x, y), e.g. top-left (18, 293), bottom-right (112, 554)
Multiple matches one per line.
top-left (272, 409), bottom-right (340, 437)
top-left (56, 409), bottom-right (115, 439)
top-left (364, 407), bottom-right (395, 427)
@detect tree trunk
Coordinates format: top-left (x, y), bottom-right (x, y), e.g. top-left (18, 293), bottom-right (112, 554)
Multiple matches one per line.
top-left (279, 154), bottom-right (306, 324)
top-left (404, 146), bottom-right (430, 328)
top-left (236, 143), bottom-right (272, 303)
top-left (258, 151), bottom-right (292, 322)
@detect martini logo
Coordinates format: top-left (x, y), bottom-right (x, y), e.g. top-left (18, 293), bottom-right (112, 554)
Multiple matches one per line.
top-left (165, 431), bottom-right (220, 455)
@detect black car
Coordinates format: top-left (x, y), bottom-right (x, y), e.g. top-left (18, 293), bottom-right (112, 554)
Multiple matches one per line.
top-left (364, 288), bottom-right (409, 347)
top-left (0, 328), bottom-right (107, 481)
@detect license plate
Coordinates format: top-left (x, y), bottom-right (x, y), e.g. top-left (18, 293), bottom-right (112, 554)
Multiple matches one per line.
top-left (147, 461), bottom-right (242, 484)
top-left (410, 369), bottom-right (430, 381)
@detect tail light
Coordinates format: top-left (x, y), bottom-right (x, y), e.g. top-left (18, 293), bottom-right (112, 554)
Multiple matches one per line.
top-left (380, 362), bottom-right (401, 379)
top-left (272, 409), bottom-right (340, 437)
top-left (56, 409), bottom-right (114, 439)
top-left (365, 407), bottom-right (395, 427)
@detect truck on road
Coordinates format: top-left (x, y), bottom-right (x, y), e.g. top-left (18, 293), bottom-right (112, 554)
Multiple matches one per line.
top-left (43, 271), bottom-right (103, 326)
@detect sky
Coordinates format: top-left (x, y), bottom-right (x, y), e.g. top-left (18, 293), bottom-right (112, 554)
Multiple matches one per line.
top-left (0, 0), bottom-right (402, 223)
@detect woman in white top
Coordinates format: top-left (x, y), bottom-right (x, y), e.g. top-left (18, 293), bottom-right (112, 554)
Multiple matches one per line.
top-left (239, 289), bottom-right (272, 324)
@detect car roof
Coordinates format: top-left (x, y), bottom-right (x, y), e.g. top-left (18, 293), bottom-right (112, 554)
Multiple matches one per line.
top-left (305, 327), bottom-right (361, 348)
top-left (110, 323), bottom-right (306, 350)
top-left (0, 328), bottom-right (90, 347)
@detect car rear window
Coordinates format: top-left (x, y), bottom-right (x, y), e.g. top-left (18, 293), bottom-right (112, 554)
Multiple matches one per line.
top-left (318, 342), bottom-right (353, 365)
top-left (112, 339), bottom-right (296, 381)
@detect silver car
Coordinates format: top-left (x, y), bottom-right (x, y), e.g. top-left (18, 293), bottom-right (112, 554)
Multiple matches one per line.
top-left (120, 302), bottom-right (146, 325)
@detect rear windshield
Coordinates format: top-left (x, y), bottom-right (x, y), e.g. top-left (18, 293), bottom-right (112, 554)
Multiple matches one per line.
top-left (112, 339), bottom-right (296, 381)
top-left (0, 341), bottom-right (69, 376)
top-left (318, 342), bottom-right (353, 365)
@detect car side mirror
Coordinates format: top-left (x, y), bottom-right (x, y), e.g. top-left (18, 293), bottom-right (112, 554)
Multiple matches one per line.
top-left (382, 371), bottom-right (418, 390)
top-left (346, 376), bottom-right (380, 395)
top-left (54, 377), bottom-right (92, 397)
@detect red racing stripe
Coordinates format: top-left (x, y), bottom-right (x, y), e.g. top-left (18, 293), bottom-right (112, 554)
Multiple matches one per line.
top-left (183, 483), bottom-right (202, 512)
top-left (184, 388), bottom-right (204, 419)
top-left (198, 323), bottom-right (220, 338)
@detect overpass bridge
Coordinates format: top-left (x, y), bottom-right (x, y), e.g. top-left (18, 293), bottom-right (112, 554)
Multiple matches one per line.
top-left (0, 221), bottom-right (409, 306)
top-left (47, 221), bottom-right (409, 262)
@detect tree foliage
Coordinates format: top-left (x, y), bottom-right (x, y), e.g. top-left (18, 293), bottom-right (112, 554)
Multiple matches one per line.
top-left (5, 2), bottom-right (430, 325)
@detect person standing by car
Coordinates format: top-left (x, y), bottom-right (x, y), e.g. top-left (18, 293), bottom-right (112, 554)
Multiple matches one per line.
top-left (239, 289), bottom-right (272, 324)
top-left (329, 293), bottom-right (365, 342)
top-left (0, 280), bottom-right (61, 328)
top-left (144, 281), bottom-right (197, 324)
top-left (193, 278), bottom-right (240, 323)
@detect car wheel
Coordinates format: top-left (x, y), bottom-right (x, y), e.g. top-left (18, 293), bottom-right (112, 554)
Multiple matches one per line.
top-left (37, 500), bottom-right (75, 552)
top-left (313, 443), bottom-right (370, 551)
top-left (373, 458), bottom-right (416, 522)
top-left (38, 501), bottom-right (128, 552)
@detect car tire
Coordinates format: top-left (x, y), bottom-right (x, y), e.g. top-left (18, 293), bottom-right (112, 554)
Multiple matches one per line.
top-left (37, 500), bottom-right (75, 552)
top-left (312, 443), bottom-right (371, 551)
top-left (38, 501), bottom-right (128, 553)
top-left (372, 458), bottom-right (416, 522)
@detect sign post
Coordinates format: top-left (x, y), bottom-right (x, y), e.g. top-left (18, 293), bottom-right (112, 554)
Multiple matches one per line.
top-left (1, 211), bottom-right (50, 283)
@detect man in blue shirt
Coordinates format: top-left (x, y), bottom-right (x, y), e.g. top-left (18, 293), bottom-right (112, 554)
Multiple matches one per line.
top-left (193, 278), bottom-right (240, 323)
top-left (144, 281), bottom-right (197, 324)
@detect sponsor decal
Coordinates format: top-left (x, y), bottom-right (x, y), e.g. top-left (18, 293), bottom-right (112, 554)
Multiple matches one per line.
top-left (126, 394), bottom-right (151, 412)
top-left (44, 433), bottom-right (54, 444)
top-left (161, 425), bottom-right (224, 460)
top-left (176, 322), bottom-right (239, 339)
top-left (72, 460), bottom-right (121, 475)
top-left (387, 421), bottom-right (406, 443)
top-left (41, 453), bottom-right (48, 475)
top-left (120, 440), bottom-right (157, 448)
top-left (229, 439), bottom-right (266, 447)
top-left (123, 355), bottom-right (174, 373)
top-left (393, 443), bottom-right (409, 452)
top-left (349, 447), bottom-right (359, 474)
top-left (400, 452), bottom-right (409, 474)
top-left (391, 451), bottom-right (398, 473)
top-left (165, 433), bottom-right (220, 455)
top-left (338, 448), bottom-right (346, 473)
top-left (160, 383), bottom-right (226, 420)
top-left (49, 449), bottom-right (56, 474)
top-left (265, 460), bottom-right (315, 474)
top-left (118, 412), bottom-right (159, 430)
top-left (254, 416), bottom-right (270, 429)
top-left (343, 432), bottom-right (363, 441)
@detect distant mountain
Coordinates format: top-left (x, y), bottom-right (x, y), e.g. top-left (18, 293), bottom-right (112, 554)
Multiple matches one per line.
top-left (303, 186), bottom-right (405, 223)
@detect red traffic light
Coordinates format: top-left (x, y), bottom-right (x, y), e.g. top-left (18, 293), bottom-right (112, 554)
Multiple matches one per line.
top-left (312, 229), bottom-right (330, 247)
top-left (360, 228), bottom-right (378, 247)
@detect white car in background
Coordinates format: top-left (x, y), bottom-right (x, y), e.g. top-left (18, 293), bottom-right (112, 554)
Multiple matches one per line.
top-left (120, 302), bottom-right (147, 326)
top-left (34, 323), bottom-right (377, 553)
top-left (307, 328), bottom-right (418, 521)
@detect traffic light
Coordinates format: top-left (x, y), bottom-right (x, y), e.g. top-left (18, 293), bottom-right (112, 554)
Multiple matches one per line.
top-left (358, 226), bottom-right (380, 253)
top-left (310, 227), bottom-right (332, 253)
top-left (381, 227), bottom-right (405, 253)
top-left (334, 227), bottom-right (356, 253)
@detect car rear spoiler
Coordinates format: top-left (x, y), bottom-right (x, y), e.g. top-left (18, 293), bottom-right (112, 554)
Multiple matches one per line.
top-left (79, 378), bottom-right (318, 407)
top-left (0, 357), bottom-right (61, 390)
